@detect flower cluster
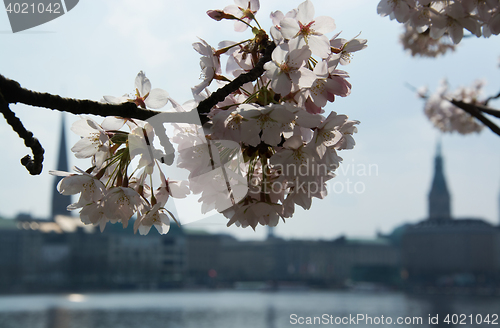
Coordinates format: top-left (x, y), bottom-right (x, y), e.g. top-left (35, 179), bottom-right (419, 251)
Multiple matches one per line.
top-left (400, 24), bottom-right (456, 57)
top-left (378, 0), bottom-right (500, 56)
top-left (190, 0), bottom-right (365, 229)
top-left (52, 0), bottom-right (366, 234)
top-left (51, 72), bottom-right (189, 235)
top-left (420, 79), bottom-right (485, 134)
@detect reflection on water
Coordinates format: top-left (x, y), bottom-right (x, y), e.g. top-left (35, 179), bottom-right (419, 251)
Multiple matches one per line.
top-left (0, 291), bottom-right (499, 328)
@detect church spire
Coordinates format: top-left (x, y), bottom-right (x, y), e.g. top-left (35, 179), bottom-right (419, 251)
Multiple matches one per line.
top-left (428, 140), bottom-right (451, 220)
top-left (50, 114), bottom-right (71, 219)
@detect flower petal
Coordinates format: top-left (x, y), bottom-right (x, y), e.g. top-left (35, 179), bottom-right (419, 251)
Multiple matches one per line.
top-left (307, 35), bottom-right (331, 58)
top-left (71, 118), bottom-right (97, 137)
top-left (103, 95), bottom-right (127, 104)
top-left (101, 117), bottom-right (126, 131)
top-left (312, 16), bottom-right (336, 35)
top-left (297, 0), bottom-right (314, 23)
top-left (135, 71), bottom-right (151, 96)
top-left (280, 18), bottom-right (300, 39)
top-left (145, 88), bottom-right (169, 109)
top-left (71, 138), bottom-right (99, 158)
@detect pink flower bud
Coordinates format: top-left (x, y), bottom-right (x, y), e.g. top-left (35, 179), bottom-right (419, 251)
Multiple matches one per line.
top-left (207, 10), bottom-right (225, 21)
top-left (207, 10), bottom-right (237, 21)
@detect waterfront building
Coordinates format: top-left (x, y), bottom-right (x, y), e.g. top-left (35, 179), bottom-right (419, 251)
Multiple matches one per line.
top-left (401, 143), bottom-right (500, 286)
top-left (1, 139), bottom-right (498, 292)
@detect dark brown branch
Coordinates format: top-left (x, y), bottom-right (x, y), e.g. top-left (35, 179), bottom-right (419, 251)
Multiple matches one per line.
top-left (0, 90), bottom-right (44, 175)
top-left (0, 42), bottom-right (276, 123)
top-left (450, 99), bottom-right (500, 137)
top-left (474, 103), bottom-right (500, 119)
top-left (0, 75), bottom-right (161, 120)
top-left (0, 41), bottom-right (276, 174)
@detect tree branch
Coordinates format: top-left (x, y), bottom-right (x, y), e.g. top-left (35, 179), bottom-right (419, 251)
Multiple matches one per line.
top-left (0, 75), bottom-right (161, 119)
top-left (0, 90), bottom-right (44, 175)
top-left (450, 99), bottom-right (500, 137)
top-left (0, 41), bottom-right (276, 175)
top-left (474, 103), bottom-right (500, 119)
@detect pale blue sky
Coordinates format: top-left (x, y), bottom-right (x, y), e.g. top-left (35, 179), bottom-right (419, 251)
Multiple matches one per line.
top-left (1, 0), bottom-right (499, 240)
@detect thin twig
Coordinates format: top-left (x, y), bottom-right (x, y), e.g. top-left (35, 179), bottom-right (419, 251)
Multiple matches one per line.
top-left (485, 90), bottom-right (500, 106)
top-left (0, 90), bottom-right (44, 175)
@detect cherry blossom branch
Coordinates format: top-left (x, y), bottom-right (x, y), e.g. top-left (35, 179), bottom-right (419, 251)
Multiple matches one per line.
top-left (450, 99), bottom-right (500, 137)
top-left (0, 74), bottom-right (161, 119)
top-left (0, 42), bottom-right (276, 123)
top-left (0, 41), bottom-right (276, 175)
top-left (0, 89), bottom-right (44, 175)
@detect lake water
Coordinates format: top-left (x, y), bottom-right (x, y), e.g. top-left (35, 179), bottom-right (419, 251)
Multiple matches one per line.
top-left (0, 290), bottom-right (499, 328)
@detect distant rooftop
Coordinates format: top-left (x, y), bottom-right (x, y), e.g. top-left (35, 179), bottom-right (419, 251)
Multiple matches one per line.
top-left (0, 217), bottom-right (18, 230)
top-left (406, 217), bottom-right (498, 234)
top-left (333, 235), bottom-right (392, 246)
